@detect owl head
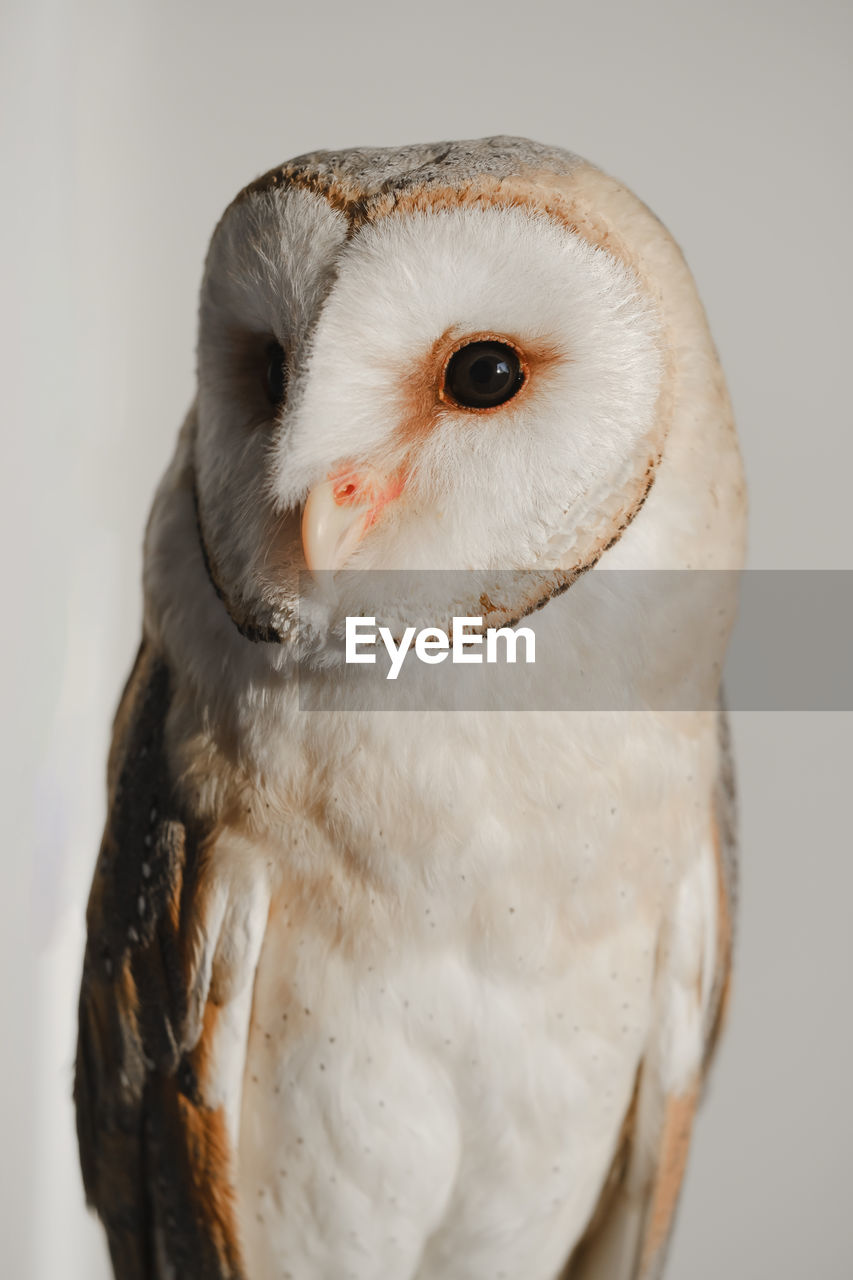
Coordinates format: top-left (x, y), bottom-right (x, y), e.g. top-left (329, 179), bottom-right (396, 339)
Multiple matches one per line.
top-left (148, 137), bottom-right (745, 675)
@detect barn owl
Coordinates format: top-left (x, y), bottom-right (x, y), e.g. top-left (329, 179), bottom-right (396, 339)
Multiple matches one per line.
top-left (75, 136), bottom-right (747, 1280)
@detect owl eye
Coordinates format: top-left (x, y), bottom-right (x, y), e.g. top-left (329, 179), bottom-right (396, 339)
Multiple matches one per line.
top-left (442, 340), bottom-right (525, 410)
top-left (265, 340), bottom-right (288, 407)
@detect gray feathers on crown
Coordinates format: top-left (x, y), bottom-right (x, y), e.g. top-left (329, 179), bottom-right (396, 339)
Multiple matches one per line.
top-left (238, 135), bottom-right (583, 206)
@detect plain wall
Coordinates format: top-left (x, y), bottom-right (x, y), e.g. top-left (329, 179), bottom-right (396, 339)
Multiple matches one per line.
top-left (2, 1), bottom-right (850, 1276)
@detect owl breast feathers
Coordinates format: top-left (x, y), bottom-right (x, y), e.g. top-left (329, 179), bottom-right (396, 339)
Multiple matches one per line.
top-left (76, 136), bottom-right (746, 1280)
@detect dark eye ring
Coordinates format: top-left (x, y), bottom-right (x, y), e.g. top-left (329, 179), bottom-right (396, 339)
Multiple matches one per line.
top-left (441, 338), bottom-right (526, 411)
top-left (265, 340), bottom-right (288, 407)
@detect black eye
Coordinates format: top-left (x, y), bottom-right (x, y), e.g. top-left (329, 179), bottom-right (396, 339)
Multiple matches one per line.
top-left (442, 340), bottom-right (525, 410)
top-left (265, 340), bottom-right (287, 407)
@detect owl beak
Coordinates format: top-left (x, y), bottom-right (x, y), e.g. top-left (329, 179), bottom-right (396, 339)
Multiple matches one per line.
top-left (301, 467), bottom-right (403, 576)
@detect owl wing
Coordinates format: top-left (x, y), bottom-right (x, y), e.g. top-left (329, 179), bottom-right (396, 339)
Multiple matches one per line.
top-left (75, 642), bottom-right (262, 1280)
top-left (562, 708), bottom-right (738, 1280)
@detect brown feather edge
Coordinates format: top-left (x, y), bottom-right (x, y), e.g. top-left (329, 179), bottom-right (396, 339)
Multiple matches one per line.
top-left (703, 698), bottom-right (738, 1075)
top-left (561, 705), bottom-right (737, 1278)
top-left (637, 1086), bottom-right (700, 1278)
top-left (634, 705), bottom-right (739, 1277)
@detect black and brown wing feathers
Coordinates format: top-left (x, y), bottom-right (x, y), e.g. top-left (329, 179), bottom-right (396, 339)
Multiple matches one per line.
top-left (75, 643), bottom-right (245, 1280)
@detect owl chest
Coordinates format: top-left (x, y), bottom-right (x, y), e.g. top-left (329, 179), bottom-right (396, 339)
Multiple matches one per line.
top-left (230, 716), bottom-right (681, 1278)
top-left (236, 884), bottom-right (657, 1280)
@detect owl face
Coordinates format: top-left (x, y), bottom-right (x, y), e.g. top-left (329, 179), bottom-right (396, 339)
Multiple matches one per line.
top-left (192, 143), bottom-right (671, 653)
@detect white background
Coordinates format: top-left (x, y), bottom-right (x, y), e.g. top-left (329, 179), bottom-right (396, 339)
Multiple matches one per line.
top-left (2, 1), bottom-right (851, 1276)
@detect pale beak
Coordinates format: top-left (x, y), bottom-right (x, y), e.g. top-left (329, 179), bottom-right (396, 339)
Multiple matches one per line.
top-left (301, 467), bottom-right (403, 576)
